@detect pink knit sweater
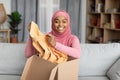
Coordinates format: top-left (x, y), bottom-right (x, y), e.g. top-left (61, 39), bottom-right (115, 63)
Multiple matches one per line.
top-left (25, 35), bottom-right (81, 58)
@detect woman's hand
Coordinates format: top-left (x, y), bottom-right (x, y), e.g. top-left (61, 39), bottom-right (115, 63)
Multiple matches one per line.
top-left (28, 22), bottom-right (32, 32)
top-left (46, 34), bottom-right (56, 47)
top-left (28, 26), bottom-right (31, 32)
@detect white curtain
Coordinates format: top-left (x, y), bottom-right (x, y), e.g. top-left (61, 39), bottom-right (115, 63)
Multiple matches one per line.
top-left (37, 0), bottom-right (60, 33)
top-left (11, 0), bottom-right (60, 42)
top-left (60, 0), bottom-right (82, 42)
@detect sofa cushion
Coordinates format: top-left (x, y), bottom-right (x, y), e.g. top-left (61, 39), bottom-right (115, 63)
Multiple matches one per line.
top-left (107, 57), bottom-right (120, 80)
top-left (78, 76), bottom-right (109, 80)
top-left (0, 75), bottom-right (20, 80)
top-left (0, 43), bottom-right (27, 75)
top-left (79, 43), bottom-right (120, 76)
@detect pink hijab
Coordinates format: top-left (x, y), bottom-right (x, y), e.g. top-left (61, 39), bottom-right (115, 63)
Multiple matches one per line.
top-left (50, 10), bottom-right (73, 46)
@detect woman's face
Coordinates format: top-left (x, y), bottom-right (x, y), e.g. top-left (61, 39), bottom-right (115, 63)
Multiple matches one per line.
top-left (53, 16), bottom-right (68, 34)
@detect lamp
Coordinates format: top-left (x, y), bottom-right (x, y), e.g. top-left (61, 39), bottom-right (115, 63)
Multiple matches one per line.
top-left (0, 3), bottom-right (7, 29)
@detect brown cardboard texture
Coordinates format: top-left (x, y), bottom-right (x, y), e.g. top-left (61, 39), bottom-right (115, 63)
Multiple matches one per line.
top-left (21, 55), bottom-right (79, 80)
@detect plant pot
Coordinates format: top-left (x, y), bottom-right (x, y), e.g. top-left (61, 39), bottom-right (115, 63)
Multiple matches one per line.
top-left (10, 37), bottom-right (18, 43)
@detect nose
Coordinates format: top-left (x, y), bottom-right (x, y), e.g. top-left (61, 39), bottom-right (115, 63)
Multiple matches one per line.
top-left (59, 22), bottom-right (63, 26)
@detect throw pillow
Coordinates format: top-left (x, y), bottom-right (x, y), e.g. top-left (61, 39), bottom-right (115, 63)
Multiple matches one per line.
top-left (107, 57), bottom-right (120, 80)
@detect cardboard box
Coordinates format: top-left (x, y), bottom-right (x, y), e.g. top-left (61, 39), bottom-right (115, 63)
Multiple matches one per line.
top-left (21, 55), bottom-right (79, 80)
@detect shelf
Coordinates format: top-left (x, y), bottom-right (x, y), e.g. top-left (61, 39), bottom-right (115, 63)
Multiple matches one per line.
top-left (86, 0), bottom-right (120, 43)
top-left (89, 12), bottom-right (120, 15)
top-left (104, 28), bottom-right (120, 31)
top-left (88, 25), bottom-right (104, 29)
top-left (0, 29), bottom-right (11, 43)
top-left (87, 38), bottom-right (103, 43)
top-left (0, 29), bottom-right (11, 31)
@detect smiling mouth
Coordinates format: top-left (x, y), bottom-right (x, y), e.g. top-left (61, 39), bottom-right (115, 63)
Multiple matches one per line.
top-left (57, 27), bottom-right (65, 31)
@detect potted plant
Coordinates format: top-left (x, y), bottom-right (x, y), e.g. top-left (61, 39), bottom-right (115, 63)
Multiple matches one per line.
top-left (8, 11), bottom-right (22, 43)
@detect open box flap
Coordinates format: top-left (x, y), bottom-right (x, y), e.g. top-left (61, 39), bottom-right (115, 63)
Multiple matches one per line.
top-left (49, 58), bottom-right (79, 80)
top-left (21, 55), bottom-right (56, 80)
top-left (49, 66), bottom-right (58, 80)
top-left (57, 58), bottom-right (79, 80)
top-left (21, 55), bottom-right (34, 80)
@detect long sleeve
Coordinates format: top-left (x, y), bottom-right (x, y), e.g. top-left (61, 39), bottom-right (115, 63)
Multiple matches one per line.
top-left (55, 36), bottom-right (81, 58)
top-left (25, 36), bottom-right (37, 58)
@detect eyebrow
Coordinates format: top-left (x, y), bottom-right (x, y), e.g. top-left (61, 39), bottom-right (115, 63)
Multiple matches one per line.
top-left (54, 18), bottom-right (67, 21)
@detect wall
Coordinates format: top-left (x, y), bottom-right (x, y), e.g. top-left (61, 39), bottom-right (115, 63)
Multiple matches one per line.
top-left (80, 0), bottom-right (87, 43)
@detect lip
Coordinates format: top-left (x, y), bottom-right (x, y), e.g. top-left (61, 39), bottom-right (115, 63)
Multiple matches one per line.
top-left (57, 27), bottom-right (64, 30)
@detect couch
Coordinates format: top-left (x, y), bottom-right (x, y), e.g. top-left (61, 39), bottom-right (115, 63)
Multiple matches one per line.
top-left (0, 43), bottom-right (120, 80)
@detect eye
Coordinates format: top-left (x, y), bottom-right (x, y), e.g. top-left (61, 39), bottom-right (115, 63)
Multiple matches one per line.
top-left (63, 20), bottom-right (67, 23)
top-left (54, 20), bottom-right (59, 23)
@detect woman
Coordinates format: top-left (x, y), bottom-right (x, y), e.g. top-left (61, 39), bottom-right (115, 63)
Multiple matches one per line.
top-left (25, 10), bottom-right (81, 58)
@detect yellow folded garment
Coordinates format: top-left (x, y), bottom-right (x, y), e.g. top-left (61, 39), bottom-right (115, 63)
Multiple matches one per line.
top-left (29, 21), bottom-right (68, 64)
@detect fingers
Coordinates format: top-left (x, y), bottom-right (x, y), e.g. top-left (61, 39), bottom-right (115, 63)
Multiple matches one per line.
top-left (28, 22), bottom-right (32, 32)
top-left (46, 34), bottom-right (56, 47)
top-left (47, 34), bottom-right (53, 38)
top-left (47, 34), bottom-right (55, 40)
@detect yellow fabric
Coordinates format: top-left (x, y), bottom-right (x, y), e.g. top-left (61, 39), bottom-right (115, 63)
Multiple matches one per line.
top-left (29, 21), bottom-right (68, 64)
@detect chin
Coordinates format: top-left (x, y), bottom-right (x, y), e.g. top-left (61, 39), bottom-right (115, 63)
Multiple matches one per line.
top-left (57, 31), bottom-right (65, 34)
